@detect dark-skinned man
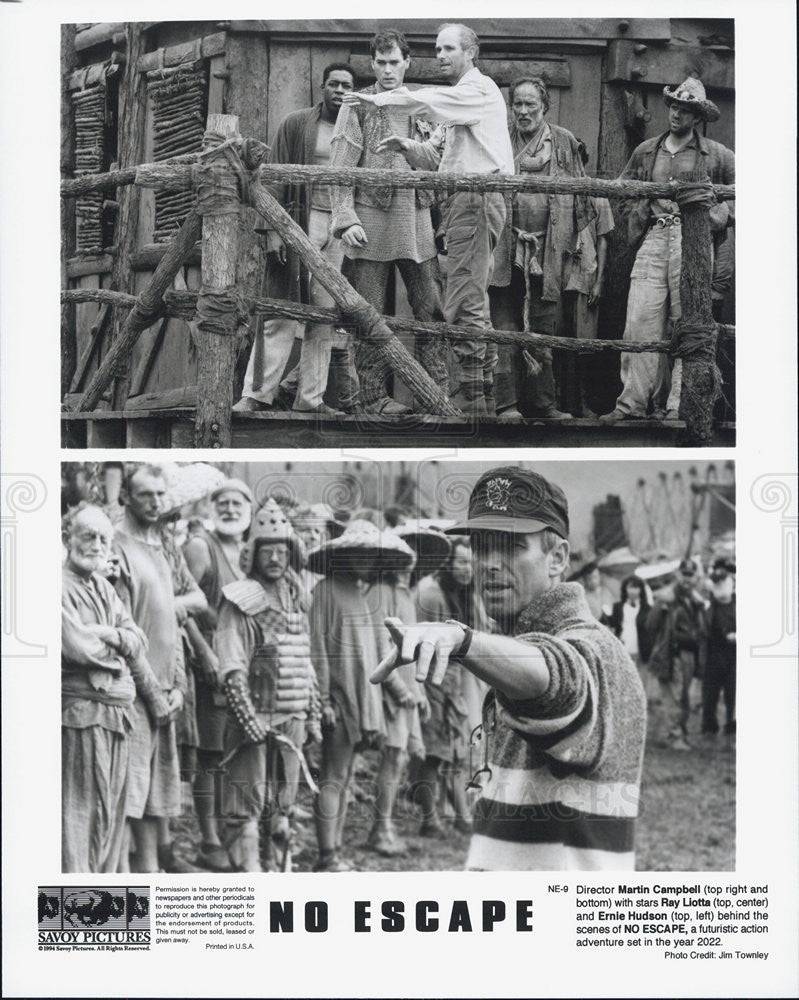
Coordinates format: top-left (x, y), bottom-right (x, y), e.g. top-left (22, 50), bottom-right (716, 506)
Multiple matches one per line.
top-left (234, 64), bottom-right (359, 415)
top-left (373, 467), bottom-right (646, 871)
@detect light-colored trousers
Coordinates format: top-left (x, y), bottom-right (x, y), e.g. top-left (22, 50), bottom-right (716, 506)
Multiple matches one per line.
top-left (615, 226), bottom-right (684, 417)
top-left (442, 191), bottom-right (505, 397)
top-left (242, 210), bottom-right (349, 410)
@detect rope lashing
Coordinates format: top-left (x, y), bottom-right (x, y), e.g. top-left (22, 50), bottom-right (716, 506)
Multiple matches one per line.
top-left (192, 131), bottom-right (250, 216)
top-left (672, 320), bottom-right (719, 362)
top-left (194, 285), bottom-right (250, 337)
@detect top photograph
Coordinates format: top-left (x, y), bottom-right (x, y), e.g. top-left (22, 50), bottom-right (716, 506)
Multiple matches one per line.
top-left (60, 17), bottom-right (735, 450)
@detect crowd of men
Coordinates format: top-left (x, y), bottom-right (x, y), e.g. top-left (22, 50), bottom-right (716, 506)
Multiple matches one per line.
top-left (233, 24), bottom-right (735, 422)
top-left (62, 463), bottom-right (735, 874)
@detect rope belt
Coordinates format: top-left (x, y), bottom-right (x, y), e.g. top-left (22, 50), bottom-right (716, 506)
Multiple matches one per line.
top-left (220, 725), bottom-right (319, 795)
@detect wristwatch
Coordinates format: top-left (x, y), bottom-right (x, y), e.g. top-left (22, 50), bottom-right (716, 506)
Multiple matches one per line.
top-left (445, 620), bottom-right (474, 661)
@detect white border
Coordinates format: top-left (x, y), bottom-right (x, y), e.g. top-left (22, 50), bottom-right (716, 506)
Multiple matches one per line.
top-left (1, 1), bottom-right (797, 997)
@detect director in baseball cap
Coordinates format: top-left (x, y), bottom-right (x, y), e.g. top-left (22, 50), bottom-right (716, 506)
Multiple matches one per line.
top-left (372, 463), bottom-right (646, 872)
top-left (445, 466), bottom-right (569, 538)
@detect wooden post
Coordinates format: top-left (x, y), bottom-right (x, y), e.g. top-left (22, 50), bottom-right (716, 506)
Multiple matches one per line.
top-left (61, 24), bottom-right (78, 404)
top-left (109, 24), bottom-right (148, 409)
top-left (248, 176), bottom-right (459, 417)
top-left (676, 170), bottom-right (719, 446)
top-left (77, 210), bottom-right (201, 411)
top-left (193, 114), bottom-right (242, 448)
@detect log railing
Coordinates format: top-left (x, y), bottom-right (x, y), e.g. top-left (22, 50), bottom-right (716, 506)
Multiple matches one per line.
top-left (61, 114), bottom-right (735, 446)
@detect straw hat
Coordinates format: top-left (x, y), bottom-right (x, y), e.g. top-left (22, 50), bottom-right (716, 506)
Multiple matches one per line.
top-left (597, 546), bottom-right (641, 578)
top-left (662, 76), bottom-right (720, 122)
top-left (157, 462), bottom-right (227, 517)
top-left (390, 520), bottom-right (451, 575)
top-left (306, 519), bottom-right (414, 576)
top-left (241, 498), bottom-right (305, 575)
top-left (635, 558), bottom-right (681, 582)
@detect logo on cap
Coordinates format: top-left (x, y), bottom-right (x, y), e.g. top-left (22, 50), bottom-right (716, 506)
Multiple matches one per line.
top-left (485, 478), bottom-right (512, 511)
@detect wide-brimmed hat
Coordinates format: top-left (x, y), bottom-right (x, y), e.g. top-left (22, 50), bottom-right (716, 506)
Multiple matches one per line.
top-left (155, 462), bottom-right (227, 518)
top-left (445, 466), bottom-right (569, 539)
top-left (288, 502), bottom-right (346, 540)
top-left (241, 498), bottom-right (305, 575)
top-left (390, 521), bottom-right (451, 575)
top-left (598, 546), bottom-right (642, 578)
top-left (663, 76), bottom-right (720, 123)
top-left (635, 558), bottom-right (680, 582)
top-left (306, 519), bottom-right (414, 576)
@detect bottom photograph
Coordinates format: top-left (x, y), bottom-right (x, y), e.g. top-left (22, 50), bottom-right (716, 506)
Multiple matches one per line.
top-left (60, 458), bottom-right (736, 875)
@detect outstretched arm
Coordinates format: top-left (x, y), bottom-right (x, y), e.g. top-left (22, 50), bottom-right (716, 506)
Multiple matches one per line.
top-left (372, 617), bottom-right (550, 701)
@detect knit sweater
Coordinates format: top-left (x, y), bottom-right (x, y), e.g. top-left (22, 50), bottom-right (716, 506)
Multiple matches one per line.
top-left (466, 583), bottom-right (646, 871)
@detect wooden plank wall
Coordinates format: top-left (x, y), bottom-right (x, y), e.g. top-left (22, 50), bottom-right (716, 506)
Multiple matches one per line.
top-left (63, 21), bottom-right (735, 409)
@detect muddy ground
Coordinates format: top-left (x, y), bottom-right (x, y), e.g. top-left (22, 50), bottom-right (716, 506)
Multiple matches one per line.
top-left (172, 731), bottom-right (735, 873)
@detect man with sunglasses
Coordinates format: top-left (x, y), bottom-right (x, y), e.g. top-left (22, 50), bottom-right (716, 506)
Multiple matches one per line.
top-left (373, 466), bottom-right (646, 870)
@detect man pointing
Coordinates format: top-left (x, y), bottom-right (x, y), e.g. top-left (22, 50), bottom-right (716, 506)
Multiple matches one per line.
top-left (342, 23), bottom-right (513, 416)
top-left (373, 466), bottom-right (646, 871)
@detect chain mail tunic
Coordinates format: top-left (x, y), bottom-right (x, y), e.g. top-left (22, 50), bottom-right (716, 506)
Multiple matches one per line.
top-left (330, 98), bottom-right (437, 264)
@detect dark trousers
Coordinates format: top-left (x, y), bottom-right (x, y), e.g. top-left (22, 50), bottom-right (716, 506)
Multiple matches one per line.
top-left (488, 269), bottom-right (557, 413)
top-left (701, 660), bottom-right (736, 734)
top-left (347, 257), bottom-right (449, 406)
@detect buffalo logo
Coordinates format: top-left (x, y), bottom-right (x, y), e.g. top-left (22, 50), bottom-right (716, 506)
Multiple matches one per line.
top-left (127, 891), bottom-right (149, 922)
top-left (64, 890), bottom-right (126, 928)
top-left (484, 477), bottom-right (511, 512)
top-left (38, 892), bottom-right (59, 924)
top-left (38, 886), bottom-right (151, 947)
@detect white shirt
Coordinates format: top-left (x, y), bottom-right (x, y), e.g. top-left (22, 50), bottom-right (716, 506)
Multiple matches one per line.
top-left (620, 602), bottom-right (640, 657)
top-left (371, 67), bottom-right (514, 176)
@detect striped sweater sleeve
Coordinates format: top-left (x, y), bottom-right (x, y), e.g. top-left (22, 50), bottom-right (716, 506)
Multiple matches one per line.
top-left (494, 632), bottom-right (602, 767)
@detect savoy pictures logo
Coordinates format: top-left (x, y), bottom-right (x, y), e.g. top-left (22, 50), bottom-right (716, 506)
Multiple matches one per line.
top-left (38, 887), bottom-right (150, 949)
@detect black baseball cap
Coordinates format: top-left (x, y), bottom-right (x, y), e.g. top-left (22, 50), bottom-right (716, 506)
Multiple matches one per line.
top-left (445, 466), bottom-right (569, 539)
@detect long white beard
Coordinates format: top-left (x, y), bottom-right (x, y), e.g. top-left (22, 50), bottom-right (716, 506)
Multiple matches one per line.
top-left (215, 511), bottom-right (251, 538)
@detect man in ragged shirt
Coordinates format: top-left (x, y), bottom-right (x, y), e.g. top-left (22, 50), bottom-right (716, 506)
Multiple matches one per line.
top-left (342, 23), bottom-right (514, 416)
top-left (601, 77), bottom-right (735, 424)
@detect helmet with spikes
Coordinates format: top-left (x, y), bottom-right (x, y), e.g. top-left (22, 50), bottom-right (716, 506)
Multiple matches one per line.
top-left (240, 498), bottom-right (306, 576)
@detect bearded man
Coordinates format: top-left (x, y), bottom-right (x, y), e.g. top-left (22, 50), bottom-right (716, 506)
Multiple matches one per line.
top-left (62, 504), bottom-right (166, 872)
top-left (183, 478), bottom-right (254, 872)
top-left (489, 77), bottom-right (592, 419)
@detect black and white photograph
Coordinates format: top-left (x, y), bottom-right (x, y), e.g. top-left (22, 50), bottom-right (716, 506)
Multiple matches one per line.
top-left (60, 18), bottom-right (735, 449)
top-left (2, 1), bottom-right (798, 995)
top-left (60, 459), bottom-right (736, 874)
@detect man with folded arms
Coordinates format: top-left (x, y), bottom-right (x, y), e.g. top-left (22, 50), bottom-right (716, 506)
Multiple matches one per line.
top-left (62, 503), bottom-right (166, 873)
top-left (374, 466), bottom-right (646, 870)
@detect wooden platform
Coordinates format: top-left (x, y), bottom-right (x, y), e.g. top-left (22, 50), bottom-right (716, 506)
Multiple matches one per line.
top-left (61, 408), bottom-right (736, 449)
